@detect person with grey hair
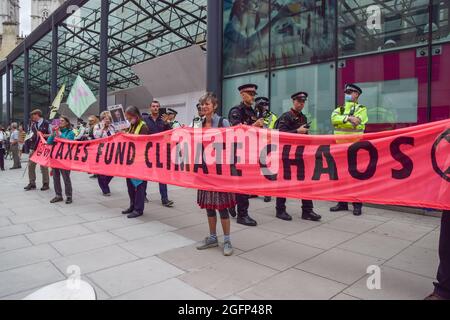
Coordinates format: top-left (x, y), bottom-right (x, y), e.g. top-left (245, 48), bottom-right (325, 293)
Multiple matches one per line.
top-left (9, 122), bottom-right (21, 170)
top-left (194, 92), bottom-right (236, 256)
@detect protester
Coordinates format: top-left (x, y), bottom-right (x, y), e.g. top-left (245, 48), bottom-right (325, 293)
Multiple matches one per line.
top-left (0, 126), bottom-right (6, 171)
top-left (9, 122), bottom-right (21, 170)
top-left (4, 126), bottom-right (11, 160)
top-left (122, 106), bottom-right (150, 218)
top-left (275, 92), bottom-right (321, 222)
top-left (86, 115), bottom-right (99, 179)
top-left (94, 111), bottom-right (117, 196)
top-left (194, 92), bottom-right (235, 256)
top-left (18, 124), bottom-right (26, 159)
top-left (24, 109), bottom-right (52, 191)
top-left (426, 210), bottom-right (450, 300)
top-left (47, 116), bottom-right (75, 204)
top-left (74, 118), bottom-right (88, 141)
top-left (144, 100), bottom-right (175, 208)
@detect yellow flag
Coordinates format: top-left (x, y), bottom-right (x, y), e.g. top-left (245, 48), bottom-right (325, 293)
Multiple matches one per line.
top-left (49, 85), bottom-right (66, 120)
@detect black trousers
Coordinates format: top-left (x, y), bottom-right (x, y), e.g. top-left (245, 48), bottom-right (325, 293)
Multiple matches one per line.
top-left (338, 201), bottom-right (363, 210)
top-left (236, 193), bottom-right (250, 218)
top-left (276, 198), bottom-right (313, 212)
top-left (434, 210), bottom-right (450, 299)
top-left (0, 149), bottom-right (4, 169)
top-left (98, 175), bottom-right (113, 194)
top-left (126, 179), bottom-right (147, 214)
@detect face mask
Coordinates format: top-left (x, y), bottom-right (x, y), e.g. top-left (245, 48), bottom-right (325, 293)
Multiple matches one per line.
top-left (345, 94), bottom-right (354, 102)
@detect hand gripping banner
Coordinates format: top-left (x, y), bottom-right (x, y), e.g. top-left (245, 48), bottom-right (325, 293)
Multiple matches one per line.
top-left (32, 120), bottom-right (450, 210)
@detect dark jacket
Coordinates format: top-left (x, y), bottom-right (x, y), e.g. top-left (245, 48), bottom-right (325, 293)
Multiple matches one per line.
top-left (228, 102), bottom-right (258, 126)
top-left (277, 109), bottom-right (308, 134)
top-left (29, 118), bottom-right (51, 150)
top-left (144, 115), bottom-right (171, 134)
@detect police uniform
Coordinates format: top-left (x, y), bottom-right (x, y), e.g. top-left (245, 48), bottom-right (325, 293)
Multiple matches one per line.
top-left (167, 108), bottom-right (182, 129)
top-left (255, 97), bottom-right (278, 129)
top-left (275, 92), bottom-right (321, 222)
top-left (330, 84), bottom-right (368, 216)
top-left (227, 84), bottom-right (259, 227)
top-left (254, 97), bottom-right (277, 203)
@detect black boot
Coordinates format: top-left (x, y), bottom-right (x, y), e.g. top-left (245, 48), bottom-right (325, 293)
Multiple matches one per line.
top-left (237, 215), bottom-right (257, 227)
top-left (276, 210), bottom-right (292, 221)
top-left (353, 203), bottom-right (363, 216)
top-left (41, 184), bottom-right (50, 191)
top-left (330, 202), bottom-right (349, 212)
top-left (264, 196), bottom-right (272, 203)
top-left (122, 207), bottom-right (134, 215)
top-left (128, 211), bottom-right (143, 219)
top-left (228, 207), bottom-right (237, 218)
top-left (302, 209), bottom-right (322, 221)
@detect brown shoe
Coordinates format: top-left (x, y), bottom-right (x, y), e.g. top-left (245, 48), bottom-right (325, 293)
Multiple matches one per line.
top-left (41, 184), bottom-right (50, 191)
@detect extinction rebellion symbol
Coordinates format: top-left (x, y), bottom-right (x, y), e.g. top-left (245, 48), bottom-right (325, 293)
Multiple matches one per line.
top-left (432, 129), bottom-right (450, 182)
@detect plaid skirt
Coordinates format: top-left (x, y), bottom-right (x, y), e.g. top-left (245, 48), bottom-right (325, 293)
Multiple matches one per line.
top-left (197, 190), bottom-right (236, 210)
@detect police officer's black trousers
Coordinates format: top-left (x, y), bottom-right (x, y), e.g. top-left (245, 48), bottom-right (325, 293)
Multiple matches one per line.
top-left (236, 194), bottom-right (250, 218)
top-left (434, 211), bottom-right (450, 299)
top-left (126, 179), bottom-right (148, 214)
top-left (276, 198), bottom-right (313, 213)
top-left (338, 202), bottom-right (362, 210)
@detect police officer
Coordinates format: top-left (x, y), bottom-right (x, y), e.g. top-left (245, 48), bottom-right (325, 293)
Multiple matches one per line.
top-left (255, 97), bottom-right (277, 203)
top-left (275, 92), bottom-right (322, 222)
top-left (228, 83), bottom-right (263, 227)
top-left (330, 84), bottom-right (368, 216)
top-left (166, 108), bottom-right (182, 129)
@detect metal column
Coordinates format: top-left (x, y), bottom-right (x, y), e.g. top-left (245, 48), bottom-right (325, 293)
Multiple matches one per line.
top-left (206, 0), bottom-right (223, 113)
top-left (99, 0), bottom-right (109, 112)
top-left (51, 21), bottom-right (58, 101)
top-left (6, 64), bottom-right (11, 124)
top-left (24, 46), bottom-right (30, 129)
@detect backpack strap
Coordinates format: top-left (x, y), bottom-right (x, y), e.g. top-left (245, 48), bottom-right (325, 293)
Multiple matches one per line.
top-left (218, 117), bottom-right (224, 128)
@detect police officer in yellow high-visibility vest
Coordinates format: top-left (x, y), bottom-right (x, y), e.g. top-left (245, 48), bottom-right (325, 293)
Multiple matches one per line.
top-left (330, 84), bottom-right (369, 216)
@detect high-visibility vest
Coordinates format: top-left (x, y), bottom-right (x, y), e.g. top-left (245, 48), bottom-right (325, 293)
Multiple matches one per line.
top-left (331, 102), bottom-right (368, 135)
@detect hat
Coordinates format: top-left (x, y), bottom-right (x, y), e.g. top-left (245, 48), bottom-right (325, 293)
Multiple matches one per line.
top-left (167, 108), bottom-right (178, 116)
top-left (345, 84), bottom-right (363, 95)
top-left (255, 97), bottom-right (269, 107)
top-left (30, 109), bottom-right (43, 117)
top-left (291, 92), bottom-right (308, 101)
top-left (238, 83), bottom-right (258, 93)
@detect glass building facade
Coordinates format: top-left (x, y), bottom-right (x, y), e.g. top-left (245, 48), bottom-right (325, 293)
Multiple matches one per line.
top-left (218, 0), bottom-right (450, 134)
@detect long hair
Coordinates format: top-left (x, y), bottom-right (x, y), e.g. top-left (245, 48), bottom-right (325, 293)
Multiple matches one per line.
top-left (125, 106), bottom-right (142, 121)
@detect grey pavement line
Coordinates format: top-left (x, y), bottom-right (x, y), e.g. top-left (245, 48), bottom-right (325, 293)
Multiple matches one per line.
top-left (0, 260), bottom-right (68, 300)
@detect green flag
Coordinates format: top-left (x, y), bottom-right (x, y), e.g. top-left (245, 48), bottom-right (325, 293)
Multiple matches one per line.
top-left (67, 75), bottom-right (97, 118)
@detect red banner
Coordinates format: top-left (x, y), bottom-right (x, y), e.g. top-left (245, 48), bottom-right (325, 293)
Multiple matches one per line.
top-left (32, 120), bottom-right (450, 210)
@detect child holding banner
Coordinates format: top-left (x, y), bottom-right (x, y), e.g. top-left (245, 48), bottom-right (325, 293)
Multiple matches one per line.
top-left (195, 92), bottom-right (236, 256)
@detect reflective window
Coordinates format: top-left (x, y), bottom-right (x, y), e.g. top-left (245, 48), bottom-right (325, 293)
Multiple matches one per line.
top-left (270, 63), bottom-right (336, 134)
top-left (432, 0), bottom-right (450, 43)
top-left (338, 0), bottom-right (430, 57)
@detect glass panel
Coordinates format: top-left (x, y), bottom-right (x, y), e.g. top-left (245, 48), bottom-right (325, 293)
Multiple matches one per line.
top-left (338, 0), bottom-right (430, 57)
top-left (430, 42), bottom-right (450, 121)
top-left (270, 0), bottom-right (336, 68)
top-left (12, 54), bottom-right (24, 124)
top-left (270, 63), bottom-right (336, 134)
top-left (222, 72), bottom-right (269, 117)
top-left (337, 49), bottom-right (428, 132)
top-left (223, 0), bottom-right (270, 76)
top-left (432, 0), bottom-right (450, 44)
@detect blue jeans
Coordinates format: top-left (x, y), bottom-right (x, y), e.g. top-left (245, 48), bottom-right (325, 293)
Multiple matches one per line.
top-left (159, 183), bottom-right (168, 202)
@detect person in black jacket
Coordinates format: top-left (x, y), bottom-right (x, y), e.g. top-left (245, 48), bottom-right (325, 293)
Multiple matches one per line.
top-left (24, 109), bottom-right (52, 191)
top-left (426, 210), bottom-right (450, 300)
top-left (227, 84), bottom-right (264, 227)
top-left (144, 100), bottom-right (175, 208)
top-left (275, 92), bottom-right (321, 222)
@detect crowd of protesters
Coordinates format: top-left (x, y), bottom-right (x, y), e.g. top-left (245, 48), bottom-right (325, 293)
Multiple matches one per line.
top-left (0, 84), bottom-right (449, 299)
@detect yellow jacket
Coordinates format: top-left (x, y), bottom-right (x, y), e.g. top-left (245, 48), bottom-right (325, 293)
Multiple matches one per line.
top-left (331, 102), bottom-right (368, 135)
